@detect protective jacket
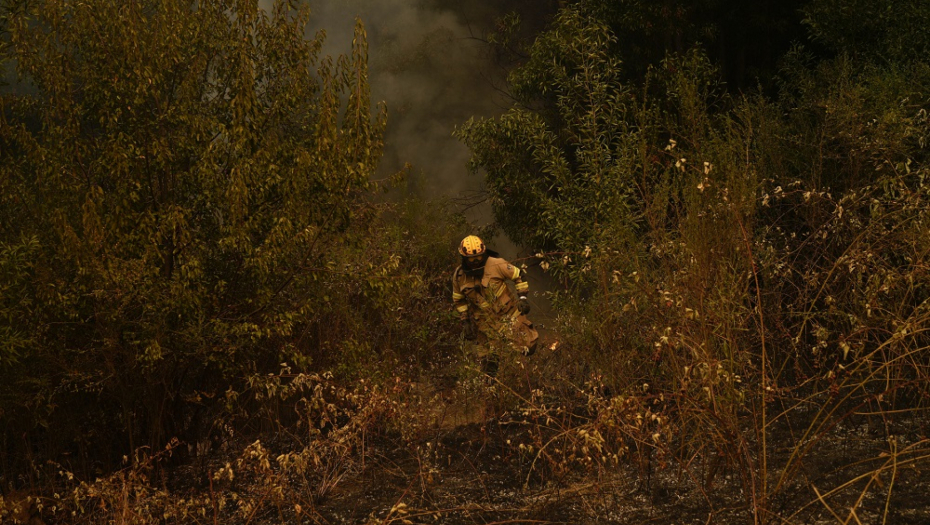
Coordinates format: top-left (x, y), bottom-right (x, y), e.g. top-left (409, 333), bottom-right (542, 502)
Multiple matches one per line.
top-left (452, 257), bottom-right (537, 353)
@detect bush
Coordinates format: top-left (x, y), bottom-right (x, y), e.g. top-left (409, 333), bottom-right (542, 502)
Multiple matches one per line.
top-left (459, 5), bottom-right (930, 520)
top-left (0, 0), bottom-right (464, 482)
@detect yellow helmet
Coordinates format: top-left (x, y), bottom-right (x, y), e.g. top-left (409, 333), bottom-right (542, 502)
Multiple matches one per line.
top-left (458, 235), bottom-right (486, 257)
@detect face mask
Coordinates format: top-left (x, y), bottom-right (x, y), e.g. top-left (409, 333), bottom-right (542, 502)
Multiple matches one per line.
top-left (462, 254), bottom-right (487, 276)
top-left (465, 255), bottom-right (485, 268)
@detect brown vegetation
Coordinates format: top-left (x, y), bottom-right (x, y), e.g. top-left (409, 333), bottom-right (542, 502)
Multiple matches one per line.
top-left (3, 0), bottom-right (930, 524)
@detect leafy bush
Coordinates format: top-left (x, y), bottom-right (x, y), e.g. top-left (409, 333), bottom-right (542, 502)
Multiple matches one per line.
top-left (0, 0), bottom-right (464, 483)
top-left (459, 4), bottom-right (930, 521)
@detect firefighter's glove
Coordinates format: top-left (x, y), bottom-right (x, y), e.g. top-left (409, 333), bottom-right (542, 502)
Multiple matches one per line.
top-left (523, 342), bottom-right (537, 357)
top-left (517, 296), bottom-right (531, 315)
top-left (462, 318), bottom-right (478, 341)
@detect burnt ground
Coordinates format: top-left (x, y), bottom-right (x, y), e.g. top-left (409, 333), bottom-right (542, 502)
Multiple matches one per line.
top-left (40, 327), bottom-right (926, 525)
top-left (293, 394), bottom-right (930, 525)
top-left (159, 344), bottom-right (930, 525)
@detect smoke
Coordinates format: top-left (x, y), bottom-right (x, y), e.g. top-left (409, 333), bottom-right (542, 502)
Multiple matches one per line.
top-left (258, 0), bottom-right (557, 259)
top-left (300, 0), bottom-right (513, 201)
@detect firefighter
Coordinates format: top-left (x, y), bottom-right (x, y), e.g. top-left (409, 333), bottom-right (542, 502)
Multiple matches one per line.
top-left (452, 235), bottom-right (539, 374)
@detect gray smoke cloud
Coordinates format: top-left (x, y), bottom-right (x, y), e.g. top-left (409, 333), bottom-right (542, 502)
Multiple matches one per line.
top-left (302, 0), bottom-right (511, 203)
top-left (253, 1), bottom-right (499, 197)
top-left (258, 0), bottom-right (556, 258)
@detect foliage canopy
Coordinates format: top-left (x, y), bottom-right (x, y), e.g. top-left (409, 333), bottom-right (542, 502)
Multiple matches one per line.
top-left (0, 0), bottom-right (406, 464)
top-left (459, 3), bottom-right (930, 519)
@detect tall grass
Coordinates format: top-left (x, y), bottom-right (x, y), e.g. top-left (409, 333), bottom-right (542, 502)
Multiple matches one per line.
top-left (526, 54), bottom-right (930, 523)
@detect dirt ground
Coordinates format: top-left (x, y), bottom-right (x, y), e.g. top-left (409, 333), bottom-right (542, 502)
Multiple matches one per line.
top-left (300, 397), bottom-right (930, 525)
top-left (175, 347), bottom-right (930, 525)
top-left (25, 331), bottom-right (925, 525)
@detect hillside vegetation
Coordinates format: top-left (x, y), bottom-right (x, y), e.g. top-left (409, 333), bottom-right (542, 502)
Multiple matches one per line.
top-left (2, 0), bottom-right (930, 523)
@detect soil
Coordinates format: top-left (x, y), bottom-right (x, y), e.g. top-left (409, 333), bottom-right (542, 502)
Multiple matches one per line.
top-left (232, 404), bottom-right (930, 524)
top-left (184, 343), bottom-right (930, 525)
top-left (31, 327), bottom-right (928, 525)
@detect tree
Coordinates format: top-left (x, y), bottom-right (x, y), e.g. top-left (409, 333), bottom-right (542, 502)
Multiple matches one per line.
top-left (459, 3), bottom-right (930, 519)
top-left (0, 0), bottom-right (385, 469)
top-left (802, 0), bottom-right (930, 63)
top-left (456, 8), bottom-right (731, 280)
top-left (457, 9), bottom-right (636, 255)
top-left (571, 0), bottom-right (808, 91)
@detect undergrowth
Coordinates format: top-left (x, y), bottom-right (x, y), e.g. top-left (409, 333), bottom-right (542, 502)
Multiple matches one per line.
top-left (4, 2), bottom-right (930, 525)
